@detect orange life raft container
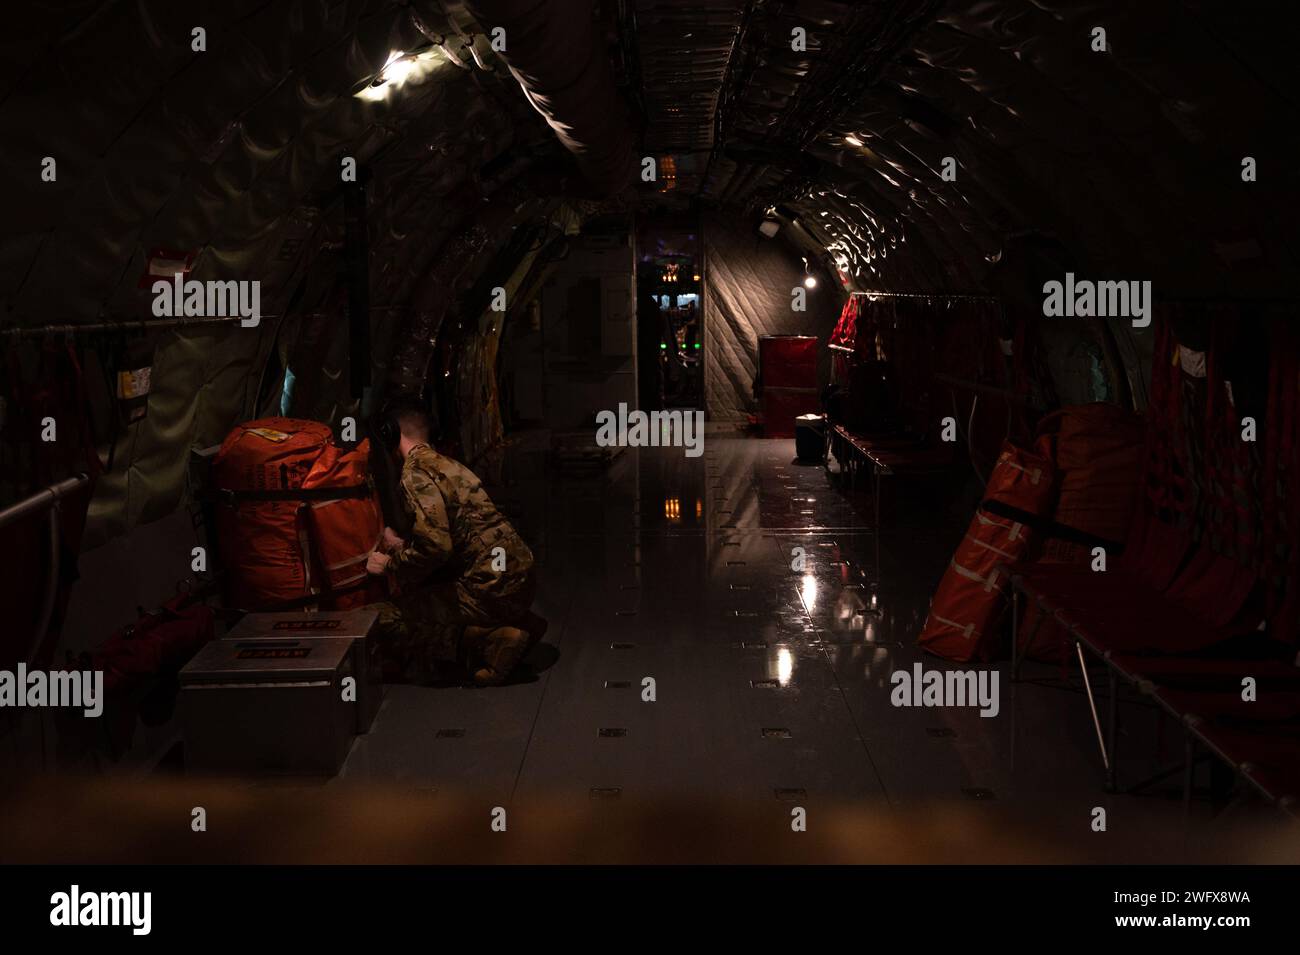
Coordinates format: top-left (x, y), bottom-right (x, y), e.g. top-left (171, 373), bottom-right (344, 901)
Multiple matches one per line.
top-left (917, 440), bottom-right (1056, 662)
top-left (211, 418), bottom-right (386, 611)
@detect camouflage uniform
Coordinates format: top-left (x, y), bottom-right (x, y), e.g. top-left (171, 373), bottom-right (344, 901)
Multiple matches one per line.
top-left (371, 444), bottom-right (536, 681)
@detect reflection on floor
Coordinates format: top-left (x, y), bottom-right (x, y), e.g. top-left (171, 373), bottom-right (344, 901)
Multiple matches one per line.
top-left (337, 427), bottom-right (1283, 856)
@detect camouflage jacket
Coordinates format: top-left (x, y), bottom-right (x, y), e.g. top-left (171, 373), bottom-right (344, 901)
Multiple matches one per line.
top-left (388, 444), bottom-right (533, 590)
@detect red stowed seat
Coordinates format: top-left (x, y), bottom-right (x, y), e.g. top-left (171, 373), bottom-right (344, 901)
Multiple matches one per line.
top-left (1156, 687), bottom-right (1300, 725)
top-left (1007, 504), bottom-right (1258, 657)
top-left (1108, 653), bottom-right (1300, 690)
top-left (1116, 507), bottom-right (1195, 593)
top-left (1163, 544), bottom-right (1261, 635)
top-left (1153, 688), bottom-right (1300, 806)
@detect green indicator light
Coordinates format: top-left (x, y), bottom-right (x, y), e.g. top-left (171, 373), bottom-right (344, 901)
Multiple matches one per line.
top-left (660, 342), bottom-right (667, 350)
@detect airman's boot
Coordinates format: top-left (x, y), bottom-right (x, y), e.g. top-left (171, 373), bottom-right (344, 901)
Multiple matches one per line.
top-left (468, 625), bottom-right (530, 686)
top-left (519, 610), bottom-right (549, 654)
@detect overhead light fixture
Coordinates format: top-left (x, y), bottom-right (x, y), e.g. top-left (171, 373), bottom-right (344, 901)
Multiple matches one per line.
top-left (355, 48), bottom-right (441, 101)
top-left (804, 275), bottom-right (817, 289)
top-left (380, 51), bottom-right (417, 85)
top-left (844, 134), bottom-right (864, 147)
top-left (758, 220), bottom-right (780, 238)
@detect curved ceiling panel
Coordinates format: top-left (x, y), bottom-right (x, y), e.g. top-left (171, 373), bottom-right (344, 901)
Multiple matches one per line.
top-left (660, 0), bottom-right (1296, 298)
top-left (0, 0), bottom-right (554, 330)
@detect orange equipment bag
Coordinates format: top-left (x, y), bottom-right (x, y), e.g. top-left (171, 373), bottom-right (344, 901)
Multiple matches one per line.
top-left (917, 440), bottom-right (1055, 662)
top-left (1035, 403), bottom-right (1145, 546)
top-left (211, 418), bottom-right (386, 611)
top-left (1018, 403), bottom-right (1147, 662)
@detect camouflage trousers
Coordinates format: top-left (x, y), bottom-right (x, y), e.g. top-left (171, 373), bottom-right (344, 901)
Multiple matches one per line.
top-left (368, 568), bottom-right (536, 682)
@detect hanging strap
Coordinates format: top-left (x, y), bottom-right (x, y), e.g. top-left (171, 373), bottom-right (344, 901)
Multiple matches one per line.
top-left (237, 579), bottom-right (372, 613)
top-left (214, 483), bottom-right (371, 505)
top-left (980, 498), bottom-right (1119, 551)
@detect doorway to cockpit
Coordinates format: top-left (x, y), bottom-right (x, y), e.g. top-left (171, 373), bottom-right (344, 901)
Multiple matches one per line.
top-left (636, 216), bottom-right (703, 414)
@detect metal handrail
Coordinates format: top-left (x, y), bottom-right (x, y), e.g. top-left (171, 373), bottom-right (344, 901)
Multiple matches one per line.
top-left (848, 290), bottom-right (1000, 301)
top-left (0, 474), bottom-right (89, 531)
top-left (0, 474), bottom-right (90, 666)
top-left (0, 315), bottom-right (279, 338)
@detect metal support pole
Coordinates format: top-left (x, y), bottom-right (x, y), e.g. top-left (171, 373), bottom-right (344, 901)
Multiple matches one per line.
top-left (30, 503), bottom-right (61, 666)
top-left (1010, 588), bottom-right (1019, 680)
top-left (873, 466), bottom-right (882, 581)
top-left (1013, 597), bottom-right (1046, 684)
top-left (1106, 668), bottom-right (1119, 792)
top-left (1076, 640), bottom-right (1109, 772)
top-left (342, 175), bottom-right (372, 400)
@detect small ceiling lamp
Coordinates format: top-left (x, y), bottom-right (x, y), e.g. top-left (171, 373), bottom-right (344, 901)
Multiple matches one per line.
top-left (356, 48), bottom-right (441, 101)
